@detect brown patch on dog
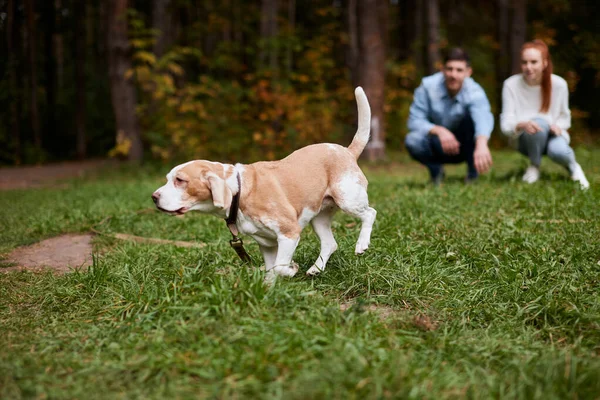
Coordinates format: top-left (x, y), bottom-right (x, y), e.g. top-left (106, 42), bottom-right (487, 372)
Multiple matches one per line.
top-left (237, 145), bottom-right (366, 237)
top-left (180, 161), bottom-right (233, 209)
top-left (2, 234), bottom-right (94, 274)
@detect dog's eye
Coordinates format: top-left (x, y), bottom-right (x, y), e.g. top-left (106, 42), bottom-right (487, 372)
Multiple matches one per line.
top-left (175, 177), bottom-right (187, 184)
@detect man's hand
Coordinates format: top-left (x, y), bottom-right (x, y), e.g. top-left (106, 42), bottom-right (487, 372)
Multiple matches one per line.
top-left (549, 124), bottom-right (562, 136)
top-left (516, 120), bottom-right (542, 135)
top-left (430, 125), bottom-right (460, 155)
top-left (474, 136), bottom-right (493, 174)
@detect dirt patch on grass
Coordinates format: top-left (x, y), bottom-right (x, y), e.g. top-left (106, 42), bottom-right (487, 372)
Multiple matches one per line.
top-left (2, 234), bottom-right (94, 274)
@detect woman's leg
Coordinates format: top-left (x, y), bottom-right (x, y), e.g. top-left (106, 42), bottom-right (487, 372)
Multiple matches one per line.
top-left (517, 118), bottom-right (550, 167)
top-left (517, 118), bottom-right (550, 183)
top-left (546, 135), bottom-right (575, 169)
top-left (547, 135), bottom-right (590, 189)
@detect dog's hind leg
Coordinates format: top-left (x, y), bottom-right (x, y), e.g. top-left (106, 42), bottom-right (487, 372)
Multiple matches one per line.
top-left (307, 209), bottom-right (338, 276)
top-left (334, 175), bottom-right (377, 254)
top-left (353, 205), bottom-right (376, 254)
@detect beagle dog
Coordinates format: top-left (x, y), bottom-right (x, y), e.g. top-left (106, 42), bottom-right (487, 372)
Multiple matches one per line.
top-left (152, 87), bottom-right (376, 279)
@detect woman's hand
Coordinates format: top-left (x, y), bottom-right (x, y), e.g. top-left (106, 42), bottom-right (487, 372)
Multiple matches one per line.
top-left (516, 120), bottom-right (542, 135)
top-left (549, 124), bottom-right (562, 135)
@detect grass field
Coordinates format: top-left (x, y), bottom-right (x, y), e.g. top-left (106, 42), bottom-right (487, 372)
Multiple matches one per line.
top-left (1, 149), bottom-right (599, 399)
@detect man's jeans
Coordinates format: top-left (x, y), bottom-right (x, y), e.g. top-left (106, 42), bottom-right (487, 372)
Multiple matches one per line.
top-left (518, 117), bottom-right (575, 169)
top-left (404, 115), bottom-right (478, 180)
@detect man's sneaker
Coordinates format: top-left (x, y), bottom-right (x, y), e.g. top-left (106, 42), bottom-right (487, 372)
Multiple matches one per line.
top-left (522, 165), bottom-right (540, 184)
top-left (431, 169), bottom-right (445, 186)
top-left (465, 166), bottom-right (479, 184)
top-left (464, 175), bottom-right (478, 184)
top-left (428, 165), bottom-right (445, 186)
top-left (570, 163), bottom-right (590, 190)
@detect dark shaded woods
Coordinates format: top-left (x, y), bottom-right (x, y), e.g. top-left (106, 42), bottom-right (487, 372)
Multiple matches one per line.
top-left (1, 0), bottom-right (598, 164)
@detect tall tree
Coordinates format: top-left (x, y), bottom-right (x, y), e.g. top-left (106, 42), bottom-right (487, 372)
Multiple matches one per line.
top-left (54, 0), bottom-right (65, 89)
top-left (446, 0), bottom-right (465, 46)
top-left (259, 0), bottom-right (279, 72)
top-left (425, 0), bottom-right (440, 75)
top-left (510, 0), bottom-right (526, 74)
top-left (413, 0), bottom-right (424, 73)
top-left (7, 0), bottom-right (21, 164)
top-left (24, 0), bottom-right (41, 152)
top-left (496, 0), bottom-right (511, 112)
top-left (74, 0), bottom-right (87, 159)
top-left (43, 0), bottom-right (56, 144)
top-left (357, 0), bottom-right (387, 161)
top-left (107, 0), bottom-right (144, 161)
top-left (285, 0), bottom-right (296, 73)
top-left (396, 0), bottom-right (412, 62)
top-left (152, 0), bottom-right (173, 57)
top-left (347, 0), bottom-right (359, 83)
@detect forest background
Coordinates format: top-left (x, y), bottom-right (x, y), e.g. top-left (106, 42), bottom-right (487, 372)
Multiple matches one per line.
top-left (1, 0), bottom-right (598, 165)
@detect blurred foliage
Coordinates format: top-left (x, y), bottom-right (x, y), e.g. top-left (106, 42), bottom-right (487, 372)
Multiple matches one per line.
top-left (0, 0), bottom-right (598, 165)
top-left (128, 5), bottom-right (351, 163)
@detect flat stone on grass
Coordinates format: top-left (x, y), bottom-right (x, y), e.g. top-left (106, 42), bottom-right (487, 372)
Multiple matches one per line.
top-left (2, 233), bottom-right (94, 274)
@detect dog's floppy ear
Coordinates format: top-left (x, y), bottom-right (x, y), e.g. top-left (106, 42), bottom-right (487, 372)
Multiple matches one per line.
top-left (207, 173), bottom-right (233, 210)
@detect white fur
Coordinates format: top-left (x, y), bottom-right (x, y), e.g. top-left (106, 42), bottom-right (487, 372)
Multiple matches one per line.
top-left (159, 161), bottom-right (196, 211)
top-left (334, 173), bottom-right (376, 254)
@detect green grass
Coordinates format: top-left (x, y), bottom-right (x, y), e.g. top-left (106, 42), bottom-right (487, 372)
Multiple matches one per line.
top-left (1, 149), bottom-right (599, 399)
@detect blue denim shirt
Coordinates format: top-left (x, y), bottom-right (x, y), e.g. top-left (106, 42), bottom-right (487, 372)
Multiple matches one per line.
top-left (407, 72), bottom-right (494, 138)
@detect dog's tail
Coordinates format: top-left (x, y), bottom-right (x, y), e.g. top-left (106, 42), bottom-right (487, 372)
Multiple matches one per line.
top-left (347, 87), bottom-right (372, 159)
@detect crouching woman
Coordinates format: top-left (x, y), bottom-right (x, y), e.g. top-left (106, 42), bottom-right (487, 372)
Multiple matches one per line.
top-left (500, 39), bottom-right (589, 189)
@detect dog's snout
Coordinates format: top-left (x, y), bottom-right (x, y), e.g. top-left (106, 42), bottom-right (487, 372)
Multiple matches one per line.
top-left (151, 192), bottom-right (160, 203)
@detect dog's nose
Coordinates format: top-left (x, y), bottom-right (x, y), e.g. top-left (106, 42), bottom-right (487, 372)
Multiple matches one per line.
top-left (151, 192), bottom-right (160, 203)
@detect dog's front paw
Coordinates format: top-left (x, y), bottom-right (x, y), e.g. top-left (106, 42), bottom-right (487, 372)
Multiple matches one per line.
top-left (264, 270), bottom-right (280, 286)
top-left (306, 265), bottom-right (323, 276)
top-left (274, 261), bottom-right (299, 277)
top-left (355, 240), bottom-right (370, 254)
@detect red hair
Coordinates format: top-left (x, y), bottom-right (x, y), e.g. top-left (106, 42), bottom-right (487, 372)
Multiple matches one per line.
top-left (521, 40), bottom-right (553, 113)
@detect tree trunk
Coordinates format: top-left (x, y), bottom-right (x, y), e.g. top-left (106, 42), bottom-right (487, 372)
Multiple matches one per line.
top-left (222, 0), bottom-right (232, 43)
top-left (233, 0), bottom-right (243, 45)
top-left (397, 0), bottom-right (411, 62)
top-left (413, 0), bottom-right (424, 73)
top-left (7, 0), bottom-right (21, 164)
top-left (347, 0), bottom-right (359, 83)
top-left (152, 0), bottom-right (173, 57)
top-left (74, 0), bottom-right (87, 159)
top-left (259, 0), bottom-right (278, 72)
top-left (446, 0), bottom-right (465, 46)
top-left (54, 0), bottom-right (65, 90)
top-left (43, 0), bottom-right (56, 145)
top-left (496, 0), bottom-right (510, 113)
top-left (107, 0), bottom-right (144, 162)
top-left (425, 0), bottom-right (440, 75)
top-left (24, 0), bottom-right (41, 152)
top-left (358, 0), bottom-right (387, 161)
top-left (285, 0), bottom-right (295, 74)
top-left (510, 0), bottom-right (526, 74)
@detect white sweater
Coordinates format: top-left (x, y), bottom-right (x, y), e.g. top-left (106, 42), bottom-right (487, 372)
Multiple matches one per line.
top-left (500, 74), bottom-right (571, 144)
